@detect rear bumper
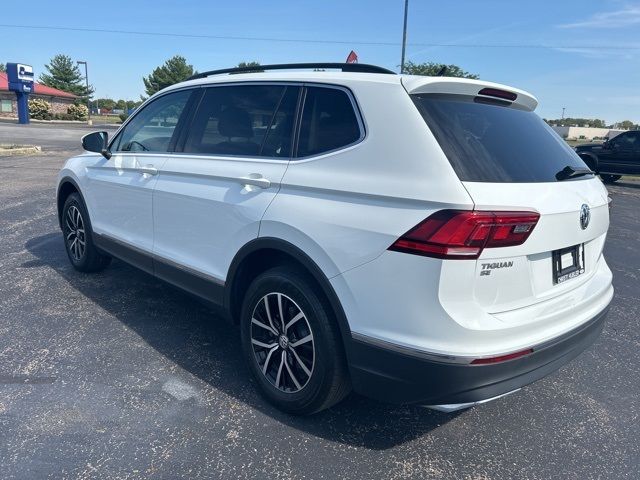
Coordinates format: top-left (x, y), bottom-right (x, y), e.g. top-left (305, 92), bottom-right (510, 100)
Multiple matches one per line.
top-left (348, 304), bottom-right (608, 406)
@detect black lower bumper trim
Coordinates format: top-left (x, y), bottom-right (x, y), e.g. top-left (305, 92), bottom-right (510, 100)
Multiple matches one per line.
top-left (348, 306), bottom-right (609, 405)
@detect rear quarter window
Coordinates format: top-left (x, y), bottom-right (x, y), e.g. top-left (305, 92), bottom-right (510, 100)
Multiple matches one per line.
top-left (296, 86), bottom-right (362, 158)
top-left (412, 94), bottom-right (590, 182)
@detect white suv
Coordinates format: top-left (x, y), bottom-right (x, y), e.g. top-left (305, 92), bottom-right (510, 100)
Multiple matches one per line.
top-left (57, 63), bottom-right (613, 414)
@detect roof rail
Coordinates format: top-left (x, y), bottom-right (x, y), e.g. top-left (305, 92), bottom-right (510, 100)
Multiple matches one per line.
top-left (187, 63), bottom-right (396, 80)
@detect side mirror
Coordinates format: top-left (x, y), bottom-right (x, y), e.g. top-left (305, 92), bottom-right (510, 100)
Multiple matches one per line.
top-left (81, 131), bottom-right (111, 159)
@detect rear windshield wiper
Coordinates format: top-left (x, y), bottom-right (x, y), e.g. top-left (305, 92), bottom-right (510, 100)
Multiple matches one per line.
top-left (555, 165), bottom-right (595, 181)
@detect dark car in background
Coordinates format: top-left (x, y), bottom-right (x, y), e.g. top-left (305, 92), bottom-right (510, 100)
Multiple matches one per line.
top-left (575, 130), bottom-right (640, 183)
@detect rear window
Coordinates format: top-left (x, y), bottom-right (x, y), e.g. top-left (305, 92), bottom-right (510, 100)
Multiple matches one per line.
top-left (412, 94), bottom-right (590, 182)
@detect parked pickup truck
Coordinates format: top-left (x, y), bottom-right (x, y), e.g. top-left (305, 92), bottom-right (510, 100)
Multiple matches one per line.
top-left (575, 130), bottom-right (640, 183)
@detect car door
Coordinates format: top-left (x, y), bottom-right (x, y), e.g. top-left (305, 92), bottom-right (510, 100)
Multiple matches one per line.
top-left (625, 131), bottom-right (640, 174)
top-left (152, 84), bottom-right (300, 300)
top-left (599, 132), bottom-right (635, 174)
top-left (84, 88), bottom-right (194, 272)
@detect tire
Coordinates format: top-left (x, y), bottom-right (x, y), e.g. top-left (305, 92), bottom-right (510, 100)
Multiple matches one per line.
top-left (579, 155), bottom-right (596, 172)
top-left (61, 193), bottom-right (111, 273)
top-left (600, 174), bottom-right (621, 184)
top-left (240, 266), bottom-right (351, 414)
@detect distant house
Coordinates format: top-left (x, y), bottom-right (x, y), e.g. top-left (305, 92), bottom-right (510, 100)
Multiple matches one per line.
top-left (0, 72), bottom-right (77, 118)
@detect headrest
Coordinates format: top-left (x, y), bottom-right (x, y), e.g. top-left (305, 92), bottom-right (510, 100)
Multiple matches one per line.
top-left (218, 106), bottom-right (253, 138)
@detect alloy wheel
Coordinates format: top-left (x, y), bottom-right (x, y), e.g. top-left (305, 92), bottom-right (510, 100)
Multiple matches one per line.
top-left (64, 205), bottom-right (86, 261)
top-left (250, 292), bottom-right (315, 393)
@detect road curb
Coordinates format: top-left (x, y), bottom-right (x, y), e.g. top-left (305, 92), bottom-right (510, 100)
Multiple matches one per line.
top-left (0, 145), bottom-right (42, 156)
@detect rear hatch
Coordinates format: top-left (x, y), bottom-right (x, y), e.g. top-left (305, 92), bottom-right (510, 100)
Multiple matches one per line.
top-left (403, 77), bottom-right (610, 324)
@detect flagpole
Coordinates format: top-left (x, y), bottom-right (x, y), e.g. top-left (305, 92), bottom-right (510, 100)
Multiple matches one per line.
top-left (400, 0), bottom-right (409, 73)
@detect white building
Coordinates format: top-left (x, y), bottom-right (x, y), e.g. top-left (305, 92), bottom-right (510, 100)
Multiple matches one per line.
top-left (551, 126), bottom-right (626, 141)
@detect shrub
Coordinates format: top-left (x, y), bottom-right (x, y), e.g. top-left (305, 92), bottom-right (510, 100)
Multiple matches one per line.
top-left (67, 103), bottom-right (88, 121)
top-left (52, 113), bottom-right (75, 121)
top-left (28, 98), bottom-right (52, 120)
top-left (119, 113), bottom-right (129, 122)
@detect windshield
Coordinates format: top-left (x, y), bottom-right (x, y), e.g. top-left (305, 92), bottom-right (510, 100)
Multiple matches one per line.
top-left (412, 94), bottom-right (592, 183)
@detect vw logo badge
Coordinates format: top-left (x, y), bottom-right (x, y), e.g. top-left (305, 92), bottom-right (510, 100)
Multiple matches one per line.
top-left (580, 204), bottom-right (591, 230)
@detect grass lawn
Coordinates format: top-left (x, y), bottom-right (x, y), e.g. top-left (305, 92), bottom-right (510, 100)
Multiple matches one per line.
top-left (92, 115), bottom-right (123, 124)
top-left (565, 139), bottom-right (604, 147)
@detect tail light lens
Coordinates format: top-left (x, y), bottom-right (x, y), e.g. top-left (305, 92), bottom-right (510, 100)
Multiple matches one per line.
top-left (388, 210), bottom-right (540, 259)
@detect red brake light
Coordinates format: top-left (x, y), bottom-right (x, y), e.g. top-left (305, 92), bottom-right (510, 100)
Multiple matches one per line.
top-left (470, 348), bottom-right (533, 365)
top-left (478, 87), bottom-right (517, 102)
top-left (388, 210), bottom-right (540, 259)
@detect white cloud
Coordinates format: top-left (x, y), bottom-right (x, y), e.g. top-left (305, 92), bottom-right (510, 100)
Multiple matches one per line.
top-left (559, 5), bottom-right (640, 28)
top-left (553, 47), bottom-right (635, 59)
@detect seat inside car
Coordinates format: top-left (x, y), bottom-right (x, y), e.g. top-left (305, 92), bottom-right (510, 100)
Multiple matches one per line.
top-left (213, 106), bottom-right (260, 155)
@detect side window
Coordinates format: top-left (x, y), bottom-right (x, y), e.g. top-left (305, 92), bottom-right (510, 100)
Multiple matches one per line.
top-left (626, 132), bottom-right (640, 152)
top-left (184, 85), bottom-right (298, 157)
top-left (112, 89), bottom-right (192, 152)
top-left (296, 86), bottom-right (361, 157)
top-left (611, 133), bottom-right (633, 150)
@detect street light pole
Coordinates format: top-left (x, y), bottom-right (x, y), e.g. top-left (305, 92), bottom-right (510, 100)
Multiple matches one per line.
top-left (400, 0), bottom-right (409, 73)
top-left (76, 61), bottom-right (91, 125)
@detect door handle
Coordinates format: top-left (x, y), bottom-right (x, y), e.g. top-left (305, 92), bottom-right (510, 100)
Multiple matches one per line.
top-left (239, 174), bottom-right (271, 189)
top-left (138, 165), bottom-right (158, 176)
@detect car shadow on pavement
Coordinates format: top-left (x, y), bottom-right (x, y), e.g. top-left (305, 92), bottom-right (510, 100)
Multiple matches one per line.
top-left (24, 232), bottom-right (457, 450)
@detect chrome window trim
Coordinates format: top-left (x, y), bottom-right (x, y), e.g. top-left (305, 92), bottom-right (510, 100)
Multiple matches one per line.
top-left (108, 85), bottom-right (198, 152)
top-left (292, 82), bottom-right (366, 161)
top-left (109, 80), bottom-right (366, 162)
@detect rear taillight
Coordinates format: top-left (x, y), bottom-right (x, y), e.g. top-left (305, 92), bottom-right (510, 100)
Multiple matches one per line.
top-left (388, 210), bottom-right (540, 260)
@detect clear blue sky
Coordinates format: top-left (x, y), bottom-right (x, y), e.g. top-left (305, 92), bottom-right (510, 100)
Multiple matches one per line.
top-left (2, 0), bottom-right (639, 123)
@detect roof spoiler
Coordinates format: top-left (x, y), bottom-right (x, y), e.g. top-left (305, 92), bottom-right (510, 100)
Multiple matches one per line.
top-left (401, 76), bottom-right (538, 111)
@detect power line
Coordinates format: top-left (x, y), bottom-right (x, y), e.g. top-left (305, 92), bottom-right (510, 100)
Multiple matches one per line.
top-left (0, 23), bottom-right (639, 50)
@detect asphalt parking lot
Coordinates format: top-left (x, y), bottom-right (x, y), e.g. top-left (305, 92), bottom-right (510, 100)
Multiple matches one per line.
top-left (0, 123), bottom-right (638, 479)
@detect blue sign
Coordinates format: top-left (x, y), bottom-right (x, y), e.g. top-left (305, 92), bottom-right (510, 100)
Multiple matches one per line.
top-left (7, 63), bottom-right (34, 92)
top-left (6, 63), bottom-right (34, 124)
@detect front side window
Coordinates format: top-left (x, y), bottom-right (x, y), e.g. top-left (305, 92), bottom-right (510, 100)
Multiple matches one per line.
top-left (296, 87), bottom-right (361, 157)
top-left (113, 89), bottom-right (192, 152)
top-left (184, 85), bottom-right (299, 157)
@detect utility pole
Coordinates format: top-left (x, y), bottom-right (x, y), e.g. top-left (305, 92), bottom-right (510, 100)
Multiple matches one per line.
top-left (400, 0), bottom-right (409, 73)
top-left (76, 60), bottom-right (91, 125)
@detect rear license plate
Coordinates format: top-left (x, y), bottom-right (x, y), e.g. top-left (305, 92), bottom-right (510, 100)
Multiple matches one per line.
top-left (552, 244), bottom-right (585, 284)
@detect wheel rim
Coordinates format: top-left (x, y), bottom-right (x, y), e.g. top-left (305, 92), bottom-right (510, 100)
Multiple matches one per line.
top-left (250, 292), bottom-right (315, 394)
top-left (64, 205), bottom-right (86, 262)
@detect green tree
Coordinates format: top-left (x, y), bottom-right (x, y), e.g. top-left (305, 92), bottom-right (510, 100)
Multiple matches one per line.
top-left (96, 98), bottom-right (116, 110)
top-left (126, 100), bottom-right (142, 110)
top-left (546, 118), bottom-right (607, 128)
top-left (618, 120), bottom-right (636, 130)
top-left (39, 54), bottom-right (94, 100)
top-left (142, 55), bottom-right (195, 96)
top-left (0, 63), bottom-right (6, 73)
top-left (403, 61), bottom-right (479, 79)
top-left (115, 99), bottom-right (127, 110)
top-left (236, 61), bottom-right (263, 72)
